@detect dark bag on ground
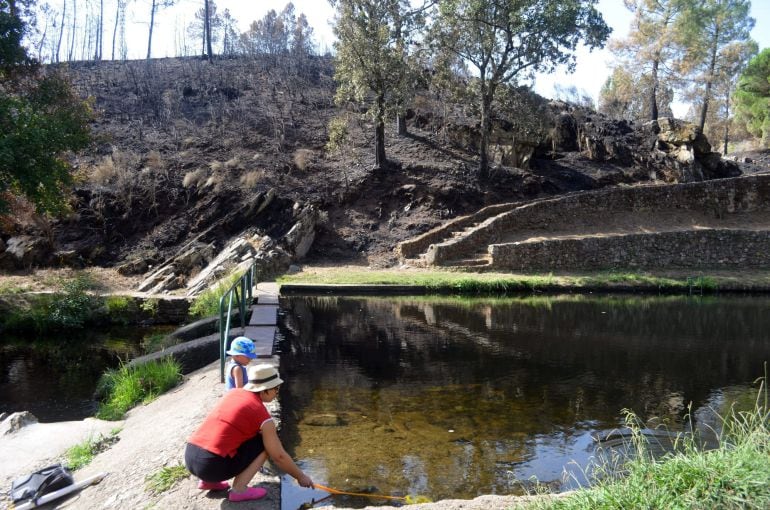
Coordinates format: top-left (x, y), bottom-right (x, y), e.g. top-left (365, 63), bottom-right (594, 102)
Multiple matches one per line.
top-left (10, 463), bottom-right (74, 503)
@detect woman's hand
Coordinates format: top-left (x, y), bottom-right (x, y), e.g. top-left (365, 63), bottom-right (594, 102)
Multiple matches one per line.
top-left (297, 473), bottom-right (314, 488)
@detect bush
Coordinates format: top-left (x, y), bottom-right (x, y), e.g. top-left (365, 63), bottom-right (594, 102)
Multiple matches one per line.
top-left (188, 271), bottom-right (242, 319)
top-left (48, 276), bottom-right (97, 329)
top-left (96, 358), bottom-right (182, 421)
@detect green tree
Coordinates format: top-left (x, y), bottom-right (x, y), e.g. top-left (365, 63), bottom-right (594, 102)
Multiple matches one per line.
top-left (433, 0), bottom-right (610, 178)
top-left (677, 0), bottom-right (754, 132)
top-left (0, 0), bottom-right (92, 214)
top-left (734, 48), bottom-right (770, 147)
top-left (331, 0), bottom-right (421, 169)
top-left (610, 0), bottom-right (684, 121)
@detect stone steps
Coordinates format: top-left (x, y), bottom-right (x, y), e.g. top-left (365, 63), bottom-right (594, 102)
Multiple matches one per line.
top-left (398, 174), bottom-right (770, 271)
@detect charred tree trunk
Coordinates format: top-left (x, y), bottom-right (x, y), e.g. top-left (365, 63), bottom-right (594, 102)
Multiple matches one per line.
top-left (375, 94), bottom-right (387, 169)
top-left (396, 114), bottom-right (407, 136)
top-left (650, 58), bottom-right (659, 121)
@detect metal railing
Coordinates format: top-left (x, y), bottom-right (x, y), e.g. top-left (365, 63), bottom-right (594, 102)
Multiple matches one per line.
top-left (219, 260), bottom-right (259, 382)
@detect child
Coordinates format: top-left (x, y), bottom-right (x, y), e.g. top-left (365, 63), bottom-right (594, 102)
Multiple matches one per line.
top-left (225, 336), bottom-right (257, 390)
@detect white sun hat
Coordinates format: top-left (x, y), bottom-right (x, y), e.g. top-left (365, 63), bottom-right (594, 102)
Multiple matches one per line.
top-left (243, 364), bottom-right (283, 393)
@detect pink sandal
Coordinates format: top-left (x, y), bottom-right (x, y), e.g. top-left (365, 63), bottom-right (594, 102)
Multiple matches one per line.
top-left (197, 480), bottom-right (230, 491)
top-left (228, 486), bottom-right (268, 502)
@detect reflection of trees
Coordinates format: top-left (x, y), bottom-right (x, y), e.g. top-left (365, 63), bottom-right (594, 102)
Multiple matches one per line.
top-left (0, 329), bottom-right (151, 421)
top-left (276, 295), bottom-right (770, 496)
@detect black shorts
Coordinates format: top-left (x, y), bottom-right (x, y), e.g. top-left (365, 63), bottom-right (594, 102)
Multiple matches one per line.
top-left (184, 435), bottom-right (265, 482)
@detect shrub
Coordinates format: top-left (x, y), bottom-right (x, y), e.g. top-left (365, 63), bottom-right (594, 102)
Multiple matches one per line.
top-left (188, 271), bottom-right (242, 319)
top-left (49, 276), bottom-right (97, 329)
top-left (96, 358), bottom-right (182, 421)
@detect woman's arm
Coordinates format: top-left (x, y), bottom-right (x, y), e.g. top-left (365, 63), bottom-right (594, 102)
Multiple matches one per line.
top-left (261, 420), bottom-right (314, 487)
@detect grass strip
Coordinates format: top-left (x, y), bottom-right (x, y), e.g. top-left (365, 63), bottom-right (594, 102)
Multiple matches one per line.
top-left (96, 358), bottom-right (182, 421)
top-left (277, 269), bottom-right (725, 294)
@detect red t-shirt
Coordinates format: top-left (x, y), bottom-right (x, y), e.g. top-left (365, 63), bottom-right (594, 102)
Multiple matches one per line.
top-left (188, 389), bottom-right (273, 457)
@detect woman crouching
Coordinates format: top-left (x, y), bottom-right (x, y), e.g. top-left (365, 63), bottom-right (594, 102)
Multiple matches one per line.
top-left (185, 363), bottom-right (314, 502)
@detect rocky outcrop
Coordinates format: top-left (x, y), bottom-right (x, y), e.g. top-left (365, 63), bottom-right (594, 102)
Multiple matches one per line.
top-left (432, 97), bottom-right (741, 184)
top-left (136, 194), bottom-right (324, 296)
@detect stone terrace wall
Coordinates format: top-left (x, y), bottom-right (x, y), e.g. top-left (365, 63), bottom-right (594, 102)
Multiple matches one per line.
top-left (489, 229), bottom-right (770, 270)
top-left (426, 174), bottom-right (770, 266)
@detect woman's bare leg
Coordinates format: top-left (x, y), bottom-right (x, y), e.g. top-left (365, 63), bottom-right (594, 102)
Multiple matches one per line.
top-left (231, 451), bottom-right (268, 492)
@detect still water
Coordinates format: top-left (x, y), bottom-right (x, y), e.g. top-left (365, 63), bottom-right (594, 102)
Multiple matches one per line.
top-left (0, 325), bottom-right (175, 422)
top-left (276, 295), bottom-right (770, 508)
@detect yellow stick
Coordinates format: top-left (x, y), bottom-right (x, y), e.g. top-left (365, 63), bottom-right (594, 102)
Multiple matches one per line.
top-left (314, 483), bottom-right (406, 501)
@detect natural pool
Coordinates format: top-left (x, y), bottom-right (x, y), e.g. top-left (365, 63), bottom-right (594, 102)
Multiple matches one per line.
top-left (276, 294), bottom-right (770, 508)
top-left (0, 325), bottom-right (175, 422)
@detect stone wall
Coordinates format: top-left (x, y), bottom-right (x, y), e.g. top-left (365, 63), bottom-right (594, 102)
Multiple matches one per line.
top-left (426, 174), bottom-right (770, 268)
top-left (489, 229), bottom-right (770, 270)
top-left (397, 202), bottom-right (519, 260)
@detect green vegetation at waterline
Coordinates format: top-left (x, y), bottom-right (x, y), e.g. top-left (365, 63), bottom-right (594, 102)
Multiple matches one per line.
top-left (65, 429), bottom-right (121, 470)
top-left (0, 276), bottom-right (177, 333)
top-left (95, 358), bottom-right (182, 421)
top-left (532, 383), bottom-right (770, 510)
top-left (277, 269), bottom-right (737, 294)
top-left (145, 464), bottom-right (190, 495)
top-left (188, 271), bottom-right (242, 318)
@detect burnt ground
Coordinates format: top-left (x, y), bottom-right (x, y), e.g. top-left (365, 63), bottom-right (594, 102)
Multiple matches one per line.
top-left (2, 56), bottom-right (769, 280)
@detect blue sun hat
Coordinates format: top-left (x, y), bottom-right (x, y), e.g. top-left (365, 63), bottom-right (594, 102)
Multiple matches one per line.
top-left (226, 336), bottom-right (257, 359)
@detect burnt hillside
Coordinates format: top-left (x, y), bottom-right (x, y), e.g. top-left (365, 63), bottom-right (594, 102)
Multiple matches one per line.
top-left (1, 55), bottom-right (759, 279)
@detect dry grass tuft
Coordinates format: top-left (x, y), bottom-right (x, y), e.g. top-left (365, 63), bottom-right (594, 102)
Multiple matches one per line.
top-left (182, 168), bottom-right (207, 188)
top-left (209, 160), bottom-right (223, 172)
top-left (225, 156), bottom-right (242, 169)
top-left (293, 149), bottom-right (314, 171)
top-left (144, 151), bottom-right (165, 170)
top-left (239, 170), bottom-right (265, 189)
top-left (203, 174), bottom-right (223, 191)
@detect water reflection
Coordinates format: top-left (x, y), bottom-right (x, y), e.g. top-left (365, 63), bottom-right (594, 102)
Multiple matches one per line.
top-left (277, 295), bottom-right (770, 508)
top-left (0, 325), bottom-right (175, 422)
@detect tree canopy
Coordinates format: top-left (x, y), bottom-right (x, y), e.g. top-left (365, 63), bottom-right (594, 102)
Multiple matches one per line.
top-left (0, 0), bottom-right (92, 214)
top-left (331, 0), bottom-right (423, 169)
top-left (432, 0), bottom-right (611, 177)
top-left (734, 48), bottom-right (770, 147)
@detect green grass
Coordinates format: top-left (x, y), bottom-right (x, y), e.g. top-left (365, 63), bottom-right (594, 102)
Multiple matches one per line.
top-left (64, 430), bottom-right (121, 470)
top-left (96, 357), bottom-right (182, 421)
top-left (277, 268), bottom-right (725, 294)
top-left (530, 380), bottom-right (770, 510)
top-left (145, 464), bottom-right (190, 494)
top-left (188, 271), bottom-right (243, 318)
